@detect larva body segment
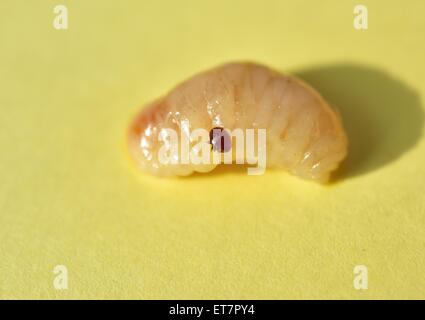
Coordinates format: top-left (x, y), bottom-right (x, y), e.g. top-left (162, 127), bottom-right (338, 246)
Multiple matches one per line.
top-left (128, 62), bottom-right (347, 182)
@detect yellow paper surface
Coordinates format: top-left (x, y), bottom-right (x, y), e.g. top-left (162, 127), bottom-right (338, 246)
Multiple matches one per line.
top-left (1, 0), bottom-right (425, 299)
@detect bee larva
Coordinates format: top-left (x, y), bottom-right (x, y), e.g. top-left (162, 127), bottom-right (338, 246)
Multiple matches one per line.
top-left (128, 62), bottom-right (347, 183)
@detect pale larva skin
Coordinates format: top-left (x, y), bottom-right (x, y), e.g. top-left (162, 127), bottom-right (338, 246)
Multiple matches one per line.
top-left (128, 62), bottom-right (347, 182)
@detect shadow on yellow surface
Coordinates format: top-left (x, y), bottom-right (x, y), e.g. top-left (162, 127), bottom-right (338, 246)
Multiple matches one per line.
top-left (296, 63), bottom-right (424, 180)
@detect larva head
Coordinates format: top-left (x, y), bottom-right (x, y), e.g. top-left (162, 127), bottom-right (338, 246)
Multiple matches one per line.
top-left (128, 99), bottom-right (220, 176)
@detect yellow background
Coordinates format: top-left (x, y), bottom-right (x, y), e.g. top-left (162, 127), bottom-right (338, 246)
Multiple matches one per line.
top-left (1, 0), bottom-right (424, 299)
